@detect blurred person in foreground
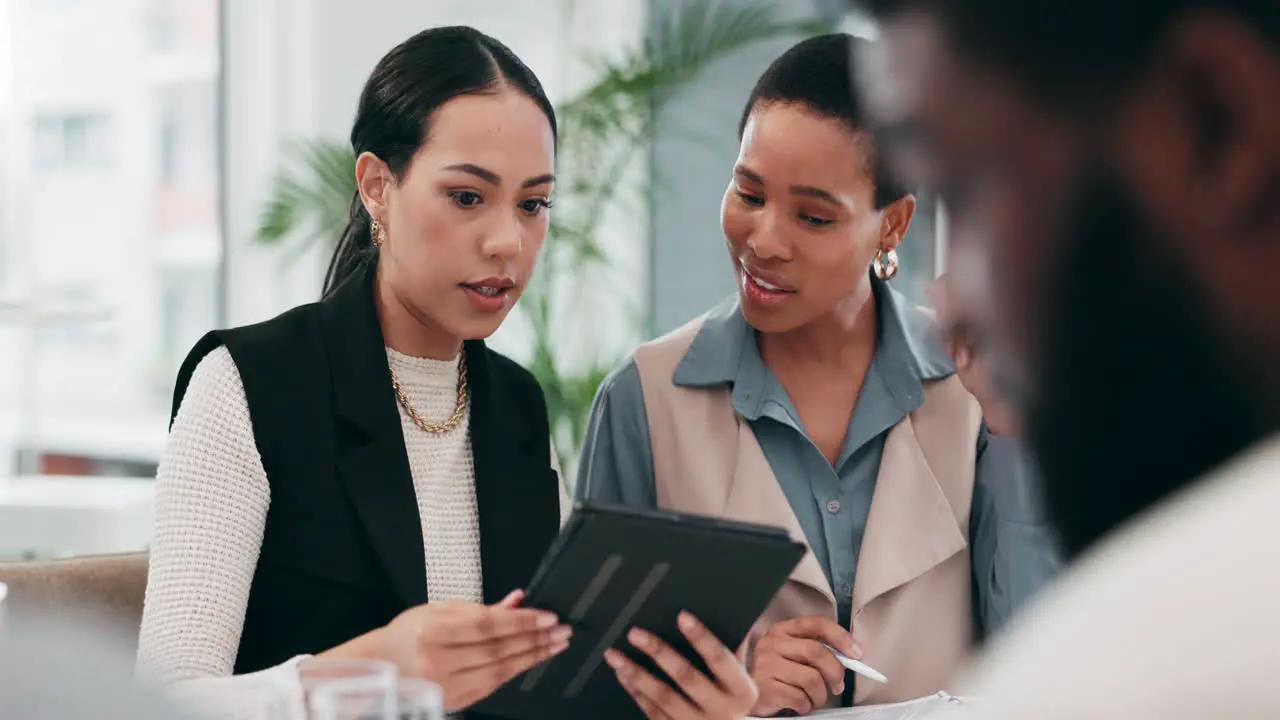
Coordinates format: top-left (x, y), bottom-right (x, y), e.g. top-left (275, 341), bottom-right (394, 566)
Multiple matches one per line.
top-left (0, 606), bottom-right (189, 719)
top-left (857, 0), bottom-right (1280, 715)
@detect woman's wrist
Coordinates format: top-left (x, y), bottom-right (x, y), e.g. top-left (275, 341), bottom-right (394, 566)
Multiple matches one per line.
top-left (316, 625), bottom-right (388, 664)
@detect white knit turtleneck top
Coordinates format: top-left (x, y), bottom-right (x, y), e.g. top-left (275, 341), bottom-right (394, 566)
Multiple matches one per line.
top-left (136, 346), bottom-right (567, 719)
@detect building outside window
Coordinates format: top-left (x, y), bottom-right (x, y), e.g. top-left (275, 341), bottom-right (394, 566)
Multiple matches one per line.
top-left (0, 0), bottom-right (223, 477)
top-left (34, 112), bottom-right (112, 169)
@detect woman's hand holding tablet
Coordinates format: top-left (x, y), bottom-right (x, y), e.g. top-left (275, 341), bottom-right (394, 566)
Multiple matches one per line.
top-left (322, 589), bottom-right (573, 712)
top-left (473, 503), bottom-right (805, 719)
top-left (605, 611), bottom-right (759, 719)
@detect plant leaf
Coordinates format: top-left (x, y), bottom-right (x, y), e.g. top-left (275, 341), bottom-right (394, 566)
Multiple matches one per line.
top-left (253, 140), bottom-right (355, 268)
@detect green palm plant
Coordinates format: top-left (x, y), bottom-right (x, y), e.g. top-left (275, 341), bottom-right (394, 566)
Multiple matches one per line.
top-left (255, 140), bottom-right (357, 269)
top-left (253, 1), bottom-right (831, 480)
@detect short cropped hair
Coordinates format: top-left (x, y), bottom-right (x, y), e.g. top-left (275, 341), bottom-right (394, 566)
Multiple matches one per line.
top-left (740, 33), bottom-right (909, 209)
top-left (859, 0), bottom-right (1279, 107)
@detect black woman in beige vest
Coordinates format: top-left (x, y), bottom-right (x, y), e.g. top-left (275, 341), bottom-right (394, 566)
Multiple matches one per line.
top-left (576, 34), bottom-right (1061, 716)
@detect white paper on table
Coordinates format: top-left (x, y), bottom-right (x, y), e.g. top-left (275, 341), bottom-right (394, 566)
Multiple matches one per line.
top-left (749, 691), bottom-right (973, 720)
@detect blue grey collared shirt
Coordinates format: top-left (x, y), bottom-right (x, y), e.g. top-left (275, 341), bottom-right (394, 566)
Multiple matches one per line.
top-left (576, 280), bottom-right (1061, 640)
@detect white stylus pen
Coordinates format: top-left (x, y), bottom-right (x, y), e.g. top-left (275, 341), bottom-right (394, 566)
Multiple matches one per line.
top-left (821, 643), bottom-right (889, 684)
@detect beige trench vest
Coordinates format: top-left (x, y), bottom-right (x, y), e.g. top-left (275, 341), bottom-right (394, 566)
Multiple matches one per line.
top-left (633, 315), bottom-right (983, 706)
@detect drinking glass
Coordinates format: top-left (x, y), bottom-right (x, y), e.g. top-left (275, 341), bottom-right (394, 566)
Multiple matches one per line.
top-left (308, 675), bottom-right (397, 720)
top-left (309, 676), bottom-right (444, 720)
top-left (280, 657), bottom-right (397, 719)
top-left (393, 678), bottom-right (444, 720)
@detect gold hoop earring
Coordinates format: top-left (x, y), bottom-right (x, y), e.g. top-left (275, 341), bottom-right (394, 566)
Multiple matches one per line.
top-left (873, 248), bottom-right (900, 280)
top-left (371, 218), bottom-right (387, 248)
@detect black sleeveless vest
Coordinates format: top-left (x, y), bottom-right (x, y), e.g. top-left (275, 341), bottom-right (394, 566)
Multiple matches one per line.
top-left (169, 259), bottom-right (560, 716)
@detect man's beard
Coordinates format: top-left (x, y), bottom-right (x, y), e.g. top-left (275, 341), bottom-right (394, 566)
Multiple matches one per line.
top-left (1018, 166), bottom-right (1268, 561)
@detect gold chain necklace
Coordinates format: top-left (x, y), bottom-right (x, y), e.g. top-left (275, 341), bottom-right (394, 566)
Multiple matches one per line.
top-left (388, 355), bottom-right (468, 434)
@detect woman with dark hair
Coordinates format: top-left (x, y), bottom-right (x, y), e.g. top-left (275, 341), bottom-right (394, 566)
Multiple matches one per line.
top-left (137, 26), bottom-right (755, 719)
top-left (576, 33), bottom-right (1060, 716)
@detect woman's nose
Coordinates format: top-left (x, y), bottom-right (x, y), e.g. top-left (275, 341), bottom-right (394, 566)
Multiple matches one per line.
top-left (747, 212), bottom-right (789, 261)
top-left (482, 226), bottom-right (522, 261)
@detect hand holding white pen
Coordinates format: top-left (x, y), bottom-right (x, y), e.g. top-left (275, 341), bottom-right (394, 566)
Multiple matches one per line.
top-left (821, 642), bottom-right (888, 684)
top-left (747, 615), bottom-right (868, 717)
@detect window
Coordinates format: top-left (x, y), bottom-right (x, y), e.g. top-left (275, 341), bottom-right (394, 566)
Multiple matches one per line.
top-left (34, 113), bottom-right (111, 169)
top-left (158, 110), bottom-right (179, 182)
top-left (149, 11), bottom-right (179, 51)
top-left (158, 266), bottom-right (217, 368)
top-left (155, 84), bottom-right (217, 187)
top-left (0, 0), bottom-right (223, 478)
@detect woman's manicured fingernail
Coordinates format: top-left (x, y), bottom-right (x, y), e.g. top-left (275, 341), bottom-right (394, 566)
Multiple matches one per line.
top-left (607, 650), bottom-right (634, 680)
top-left (628, 628), bottom-right (650, 648)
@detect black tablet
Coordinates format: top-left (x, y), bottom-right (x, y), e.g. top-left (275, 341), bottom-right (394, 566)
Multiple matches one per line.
top-left (473, 502), bottom-right (807, 720)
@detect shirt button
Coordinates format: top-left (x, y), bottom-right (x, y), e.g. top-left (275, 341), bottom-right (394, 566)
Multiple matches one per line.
top-left (826, 499), bottom-right (842, 514)
top-left (839, 583), bottom-right (853, 597)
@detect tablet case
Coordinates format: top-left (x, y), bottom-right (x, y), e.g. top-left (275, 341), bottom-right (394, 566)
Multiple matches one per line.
top-left (473, 503), bottom-right (807, 719)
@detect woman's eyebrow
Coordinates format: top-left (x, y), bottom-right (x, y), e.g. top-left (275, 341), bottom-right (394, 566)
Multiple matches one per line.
top-left (443, 162), bottom-right (501, 185)
top-left (735, 164), bottom-right (841, 206)
top-left (789, 184), bottom-right (840, 206)
top-left (442, 163), bottom-right (555, 189)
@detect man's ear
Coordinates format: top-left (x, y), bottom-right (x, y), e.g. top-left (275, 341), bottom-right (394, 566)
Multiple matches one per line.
top-left (880, 193), bottom-right (917, 252)
top-left (1118, 15), bottom-right (1279, 247)
top-left (1173, 15), bottom-right (1279, 233)
top-left (355, 151), bottom-right (394, 222)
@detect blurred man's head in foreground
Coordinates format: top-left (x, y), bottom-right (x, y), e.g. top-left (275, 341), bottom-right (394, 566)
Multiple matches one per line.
top-left (856, 0), bottom-right (1280, 558)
